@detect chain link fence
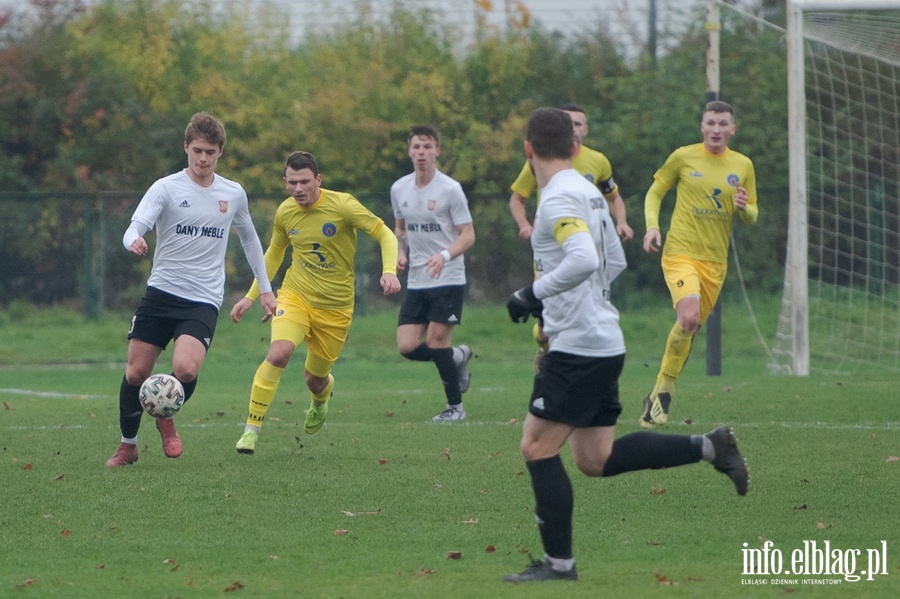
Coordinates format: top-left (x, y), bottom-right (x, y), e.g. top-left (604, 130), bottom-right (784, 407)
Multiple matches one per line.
top-left (0, 191), bottom-right (533, 317)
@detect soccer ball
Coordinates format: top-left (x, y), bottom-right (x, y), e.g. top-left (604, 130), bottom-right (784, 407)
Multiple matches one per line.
top-left (139, 374), bottom-right (185, 418)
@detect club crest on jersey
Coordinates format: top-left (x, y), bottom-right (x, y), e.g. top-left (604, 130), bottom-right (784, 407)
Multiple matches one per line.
top-left (218, 200), bottom-right (228, 213)
top-left (427, 199), bottom-right (436, 211)
top-left (727, 173), bottom-right (741, 187)
top-left (322, 223), bottom-right (337, 237)
top-left (583, 174), bottom-right (595, 183)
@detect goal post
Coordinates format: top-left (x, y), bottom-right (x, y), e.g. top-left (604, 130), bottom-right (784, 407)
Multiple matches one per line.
top-left (772, 0), bottom-right (900, 375)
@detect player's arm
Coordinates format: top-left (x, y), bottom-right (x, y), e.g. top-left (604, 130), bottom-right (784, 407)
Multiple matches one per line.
top-left (605, 191), bottom-right (633, 241)
top-left (369, 222), bottom-right (401, 295)
top-left (597, 174), bottom-right (633, 242)
top-left (424, 222), bottom-right (475, 279)
top-left (643, 179), bottom-right (668, 254)
top-left (605, 220), bottom-right (627, 283)
top-left (508, 191), bottom-right (533, 240)
top-left (508, 218), bottom-right (598, 323)
top-left (230, 241), bottom-right (286, 323)
top-left (509, 162), bottom-right (537, 240)
top-left (122, 220), bottom-right (151, 256)
top-left (533, 218), bottom-right (599, 298)
top-left (394, 218), bottom-right (409, 271)
top-left (735, 166), bottom-right (759, 224)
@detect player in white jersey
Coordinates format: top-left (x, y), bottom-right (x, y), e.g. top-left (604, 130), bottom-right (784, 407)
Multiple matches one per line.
top-left (503, 108), bottom-right (749, 583)
top-left (392, 125), bottom-right (476, 421)
top-left (105, 112), bottom-right (276, 468)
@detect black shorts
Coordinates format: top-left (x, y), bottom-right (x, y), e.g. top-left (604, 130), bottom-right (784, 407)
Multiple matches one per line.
top-left (528, 351), bottom-right (625, 427)
top-left (128, 287), bottom-right (219, 351)
top-left (398, 285), bottom-right (465, 326)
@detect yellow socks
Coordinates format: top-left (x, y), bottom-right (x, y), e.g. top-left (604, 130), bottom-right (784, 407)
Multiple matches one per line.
top-left (656, 323), bottom-right (695, 394)
top-left (311, 373), bottom-right (334, 406)
top-left (247, 360), bottom-right (285, 427)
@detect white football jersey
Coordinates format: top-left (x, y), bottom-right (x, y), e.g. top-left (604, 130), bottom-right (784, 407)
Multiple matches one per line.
top-left (129, 170), bottom-right (265, 308)
top-left (391, 170), bottom-right (472, 289)
top-left (531, 169), bottom-right (626, 357)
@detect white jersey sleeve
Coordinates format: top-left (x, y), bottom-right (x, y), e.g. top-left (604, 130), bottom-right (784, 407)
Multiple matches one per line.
top-left (130, 170), bottom-right (258, 308)
top-left (530, 169), bottom-right (625, 357)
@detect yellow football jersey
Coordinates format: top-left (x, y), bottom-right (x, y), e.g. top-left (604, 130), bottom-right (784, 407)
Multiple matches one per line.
top-left (646, 143), bottom-right (758, 263)
top-left (510, 144), bottom-right (618, 200)
top-left (250, 189), bottom-right (390, 309)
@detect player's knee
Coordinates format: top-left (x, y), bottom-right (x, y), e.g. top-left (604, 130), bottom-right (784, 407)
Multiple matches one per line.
top-left (573, 456), bottom-right (607, 478)
top-left (171, 365), bottom-right (199, 383)
top-left (677, 314), bottom-right (701, 333)
top-left (398, 342), bottom-right (418, 357)
top-left (125, 367), bottom-right (152, 387)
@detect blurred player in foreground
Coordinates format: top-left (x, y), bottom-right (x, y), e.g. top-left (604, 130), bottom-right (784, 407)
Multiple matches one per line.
top-left (503, 107), bottom-right (749, 583)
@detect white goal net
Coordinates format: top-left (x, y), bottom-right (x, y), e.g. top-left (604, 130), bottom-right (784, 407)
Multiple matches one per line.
top-left (769, 0), bottom-right (900, 374)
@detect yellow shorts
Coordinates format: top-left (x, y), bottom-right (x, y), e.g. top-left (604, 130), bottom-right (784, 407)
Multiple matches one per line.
top-left (661, 254), bottom-right (727, 324)
top-left (270, 288), bottom-right (353, 378)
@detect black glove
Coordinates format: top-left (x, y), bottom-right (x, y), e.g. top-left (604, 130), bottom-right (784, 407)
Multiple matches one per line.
top-left (507, 285), bottom-right (543, 323)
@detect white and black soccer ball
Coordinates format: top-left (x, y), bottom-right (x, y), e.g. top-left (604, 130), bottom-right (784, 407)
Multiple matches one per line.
top-left (139, 374), bottom-right (185, 418)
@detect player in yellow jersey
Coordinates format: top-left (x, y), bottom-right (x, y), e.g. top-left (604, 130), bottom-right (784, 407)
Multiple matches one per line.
top-left (639, 100), bottom-right (759, 427)
top-left (230, 151), bottom-right (401, 454)
top-left (508, 104), bottom-right (633, 373)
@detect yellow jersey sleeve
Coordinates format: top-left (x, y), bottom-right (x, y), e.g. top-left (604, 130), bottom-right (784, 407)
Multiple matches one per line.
top-left (553, 217), bottom-right (590, 245)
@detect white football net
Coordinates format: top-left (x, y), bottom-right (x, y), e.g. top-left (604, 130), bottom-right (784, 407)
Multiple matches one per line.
top-left (770, 3), bottom-right (900, 374)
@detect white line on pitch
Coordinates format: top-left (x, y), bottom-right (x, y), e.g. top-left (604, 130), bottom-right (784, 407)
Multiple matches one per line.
top-left (0, 388), bottom-right (109, 399)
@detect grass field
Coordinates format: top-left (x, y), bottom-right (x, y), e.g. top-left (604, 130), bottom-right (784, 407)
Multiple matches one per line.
top-left (1, 301), bottom-right (898, 598)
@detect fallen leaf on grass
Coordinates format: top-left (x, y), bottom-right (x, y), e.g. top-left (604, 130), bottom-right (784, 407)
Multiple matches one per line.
top-left (54, 473), bottom-right (65, 481)
top-left (446, 551), bottom-right (462, 560)
top-left (23, 463), bottom-right (33, 470)
top-left (3, 402), bottom-right (11, 410)
top-left (16, 578), bottom-right (35, 589)
top-left (60, 529), bottom-right (71, 537)
top-left (334, 529), bottom-right (350, 536)
top-left (342, 509), bottom-right (382, 517)
top-left (485, 545), bottom-right (496, 553)
top-left (816, 522), bottom-right (831, 530)
top-left (96, 564), bottom-right (105, 569)
top-left (655, 572), bottom-right (674, 586)
top-left (412, 568), bottom-right (435, 576)
top-left (508, 418), bottom-right (517, 424)
top-left (651, 488), bottom-right (666, 495)
top-left (462, 516), bottom-right (478, 525)
top-left (793, 504), bottom-right (808, 510)
top-left (441, 448), bottom-right (451, 460)
top-left (886, 455), bottom-right (899, 463)
top-left (378, 458), bottom-right (388, 465)
top-left (224, 581), bottom-right (245, 592)
top-left (385, 411), bottom-right (394, 417)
